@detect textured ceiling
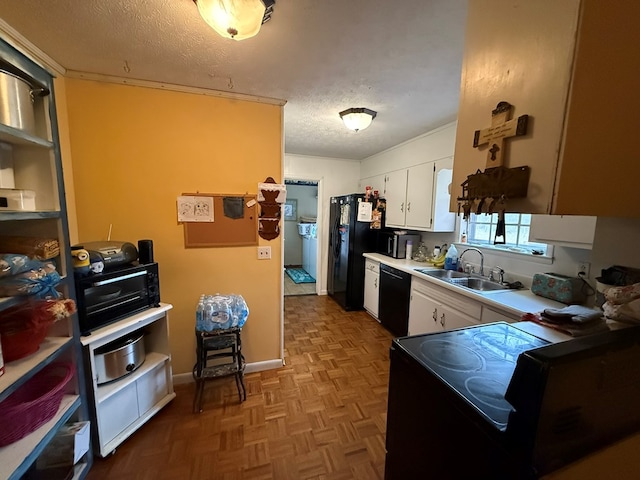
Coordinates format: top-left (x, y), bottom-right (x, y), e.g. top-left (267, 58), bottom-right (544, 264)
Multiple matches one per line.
top-left (0, 0), bottom-right (467, 160)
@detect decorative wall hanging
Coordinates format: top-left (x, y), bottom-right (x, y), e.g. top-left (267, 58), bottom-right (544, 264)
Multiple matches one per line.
top-left (457, 101), bottom-right (531, 244)
top-left (258, 177), bottom-right (286, 240)
top-left (458, 101), bottom-right (531, 242)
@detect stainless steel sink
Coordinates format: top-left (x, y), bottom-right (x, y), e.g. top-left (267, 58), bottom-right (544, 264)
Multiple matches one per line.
top-left (415, 269), bottom-right (468, 280)
top-left (417, 269), bottom-right (510, 293)
top-left (447, 277), bottom-right (510, 292)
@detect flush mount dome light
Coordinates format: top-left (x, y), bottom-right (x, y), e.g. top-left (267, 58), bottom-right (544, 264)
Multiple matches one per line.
top-left (194, 0), bottom-right (275, 41)
top-left (339, 107), bottom-right (377, 132)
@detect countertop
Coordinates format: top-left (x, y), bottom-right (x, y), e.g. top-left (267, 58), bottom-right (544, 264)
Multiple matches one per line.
top-left (363, 252), bottom-right (568, 318)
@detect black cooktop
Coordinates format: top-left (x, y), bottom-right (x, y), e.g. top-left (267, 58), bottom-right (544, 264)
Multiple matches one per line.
top-left (395, 322), bottom-right (549, 429)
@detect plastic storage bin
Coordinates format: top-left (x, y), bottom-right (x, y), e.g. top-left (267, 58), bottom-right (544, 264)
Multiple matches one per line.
top-left (0, 188), bottom-right (36, 210)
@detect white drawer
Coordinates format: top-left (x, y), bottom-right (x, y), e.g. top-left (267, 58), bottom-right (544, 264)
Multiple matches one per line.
top-left (365, 258), bottom-right (380, 274)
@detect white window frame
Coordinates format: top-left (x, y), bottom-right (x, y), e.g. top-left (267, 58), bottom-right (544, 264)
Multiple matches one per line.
top-left (461, 213), bottom-right (554, 261)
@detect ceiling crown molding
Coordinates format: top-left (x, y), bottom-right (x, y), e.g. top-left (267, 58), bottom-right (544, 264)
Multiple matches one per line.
top-left (64, 70), bottom-right (287, 106)
top-left (0, 18), bottom-right (66, 76)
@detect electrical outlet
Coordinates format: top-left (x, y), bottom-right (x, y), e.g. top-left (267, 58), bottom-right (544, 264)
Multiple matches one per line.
top-left (576, 261), bottom-right (590, 277)
top-left (257, 246), bottom-right (271, 260)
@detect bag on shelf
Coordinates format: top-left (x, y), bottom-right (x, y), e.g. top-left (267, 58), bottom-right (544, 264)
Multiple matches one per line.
top-left (0, 236), bottom-right (60, 260)
top-left (0, 260), bottom-right (61, 298)
top-left (0, 253), bottom-right (42, 278)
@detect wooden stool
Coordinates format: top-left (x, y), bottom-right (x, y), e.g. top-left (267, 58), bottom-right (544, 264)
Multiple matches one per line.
top-left (192, 326), bottom-right (246, 413)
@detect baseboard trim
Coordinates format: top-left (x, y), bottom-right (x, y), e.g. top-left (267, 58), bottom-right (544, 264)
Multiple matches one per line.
top-left (172, 358), bottom-right (284, 385)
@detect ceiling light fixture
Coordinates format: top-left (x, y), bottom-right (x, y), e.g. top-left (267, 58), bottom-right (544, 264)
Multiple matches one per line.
top-left (339, 107), bottom-right (377, 132)
top-left (194, 0), bottom-right (275, 41)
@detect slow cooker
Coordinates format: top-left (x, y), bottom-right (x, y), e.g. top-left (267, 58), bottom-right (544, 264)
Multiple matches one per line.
top-left (94, 330), bottom-right (146, 385)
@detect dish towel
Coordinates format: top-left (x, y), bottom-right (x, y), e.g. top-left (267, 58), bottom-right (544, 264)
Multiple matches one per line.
top-left (541, 305), bottom-right (603, 324)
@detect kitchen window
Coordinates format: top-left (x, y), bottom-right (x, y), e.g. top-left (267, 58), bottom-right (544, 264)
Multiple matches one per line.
top-left (463, 213), bottom-right (551, 256)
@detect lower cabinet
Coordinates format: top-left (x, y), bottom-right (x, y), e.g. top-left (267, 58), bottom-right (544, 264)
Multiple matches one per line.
top-left (81, 304), bottom-right (176, 457)
top-left (408, 277), bottom-right (481, 335)
top-left (364, 259), bottom-right (380, 319)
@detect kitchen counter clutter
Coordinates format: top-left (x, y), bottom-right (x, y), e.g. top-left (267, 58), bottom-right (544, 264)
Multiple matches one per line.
top-left (363, 252), bottom-right (624, 339)
top-left (364, 252), bottom-right (568, 316)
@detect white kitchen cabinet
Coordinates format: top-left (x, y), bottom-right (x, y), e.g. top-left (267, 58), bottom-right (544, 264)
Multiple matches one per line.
top-left (385, 158), bottom-right (455, 232)
top-left (81, 304), bottom-right (175, 457)
top-left (359, 174), bottom-right (387, 197)
top-left (383, 169), bottom-right (408, 227)
top-left (408, 286), bottom-right (440, 335)
top-left (451, 0), bottom-right (640, 217)
top-left (408, 277), bottom-right (481, 335)
top-left (363, 259), bottom-right (380, 319)
top-left (529, 215), bottom-right (597, 250)
top-left (0, 40), bottom-right (92, 479)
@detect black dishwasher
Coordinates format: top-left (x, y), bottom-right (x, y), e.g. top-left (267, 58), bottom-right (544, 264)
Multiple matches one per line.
top-left (379, 264), bottom-right (411, 337)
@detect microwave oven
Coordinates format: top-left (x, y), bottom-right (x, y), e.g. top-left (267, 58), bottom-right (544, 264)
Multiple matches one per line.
top-left (376, 231), bottom-right (421, 259)
top-left (75, 262), bottom-right (160, 335)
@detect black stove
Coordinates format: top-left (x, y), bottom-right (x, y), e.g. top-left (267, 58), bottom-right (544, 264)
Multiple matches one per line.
top-left (385, 322), bottom-right (640, 480)
top-left (396, 322), bottom-right (548, 429)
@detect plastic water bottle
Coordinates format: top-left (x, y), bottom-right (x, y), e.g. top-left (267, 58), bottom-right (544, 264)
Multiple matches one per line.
top-left (196, 297), bottom-right (205, 330)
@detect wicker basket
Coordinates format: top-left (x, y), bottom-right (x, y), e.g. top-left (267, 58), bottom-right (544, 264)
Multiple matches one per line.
top-left (0, 299), bottom-right (75, 362)
top-left (0, 363), bottom-right (73, 447)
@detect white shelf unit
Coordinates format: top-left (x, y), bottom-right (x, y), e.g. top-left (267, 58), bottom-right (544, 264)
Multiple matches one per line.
top-left (0, 39), bottom-right (92, 479)
top-left (80, 303), bottom-right (175, 457)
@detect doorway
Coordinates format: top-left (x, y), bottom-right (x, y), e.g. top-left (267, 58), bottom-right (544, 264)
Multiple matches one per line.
top-left (283, 180), bottom-right (319, 296)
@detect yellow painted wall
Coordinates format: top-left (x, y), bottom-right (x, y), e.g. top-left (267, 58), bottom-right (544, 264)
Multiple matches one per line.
top-left (63, 78), bottom-right (283, 375)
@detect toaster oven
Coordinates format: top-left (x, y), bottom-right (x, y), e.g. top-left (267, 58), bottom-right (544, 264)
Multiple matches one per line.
top-left (75, 262), bottom-right (160, 335)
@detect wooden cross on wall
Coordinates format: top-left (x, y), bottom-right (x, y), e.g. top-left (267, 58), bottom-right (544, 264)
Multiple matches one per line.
top-left (473, 101), bottom-right (529, 168)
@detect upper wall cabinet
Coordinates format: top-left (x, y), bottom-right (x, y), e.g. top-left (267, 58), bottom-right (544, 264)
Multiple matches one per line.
top-left (529, 215), bottom-right (597, 250)
top-left (451, 0), bottom-right (640, 217)
top-left (385, 158), bottom-right (455, 232)
top-left (358, 174), bottom-right (387, 198)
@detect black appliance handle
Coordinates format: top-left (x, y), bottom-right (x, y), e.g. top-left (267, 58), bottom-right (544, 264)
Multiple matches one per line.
top-left (381, 268), bottom-right (405, 281)
top-left (332, 212), bottom-right (341, 258)
top-left (92, 270), bottom-right (147, 286)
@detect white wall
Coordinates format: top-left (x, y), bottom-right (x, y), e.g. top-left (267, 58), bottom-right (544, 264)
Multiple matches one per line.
top-left (591, 217), bottom-right (640, 277)
top-left (283, 183), bottom-right (318, 266)
top-left (284, 153), bottom-right (361, 294)
top-left (361, 122), bottom-right (458, 175)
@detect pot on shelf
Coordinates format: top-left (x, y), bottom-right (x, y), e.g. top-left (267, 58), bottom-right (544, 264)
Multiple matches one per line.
top-left (0, 69), bottom-right (48, 135)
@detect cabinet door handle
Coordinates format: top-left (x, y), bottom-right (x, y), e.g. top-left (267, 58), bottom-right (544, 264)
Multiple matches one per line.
top-left (374, 277), bottom-right (377, 288)
top-left (400, 202), bottom-right (404, 212)
top-left (440, 313), bottom-right (446, 327)
top-left (407, 202), bottom-right (411, 212)
top-left (432, 308), bottom-right (438, 322)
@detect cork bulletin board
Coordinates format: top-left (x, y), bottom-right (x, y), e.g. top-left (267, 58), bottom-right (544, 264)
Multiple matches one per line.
top-left (181, 193), bottom-right (258, 247)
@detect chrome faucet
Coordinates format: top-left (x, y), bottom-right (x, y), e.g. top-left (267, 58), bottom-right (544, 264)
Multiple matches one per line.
top-left (460, 248), bottom-right (484, 277)
top-left (489, 266), bottom-right (505, 284)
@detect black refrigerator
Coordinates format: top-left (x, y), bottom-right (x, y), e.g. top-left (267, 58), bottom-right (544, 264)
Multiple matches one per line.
top-left (328, 194), bottom-right (376, 310)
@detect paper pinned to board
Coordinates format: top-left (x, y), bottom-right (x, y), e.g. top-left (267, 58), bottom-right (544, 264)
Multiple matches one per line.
top-left (177, 195), bottom-right (214, 222)
top-left (357, 201), bottom-right (373, 222)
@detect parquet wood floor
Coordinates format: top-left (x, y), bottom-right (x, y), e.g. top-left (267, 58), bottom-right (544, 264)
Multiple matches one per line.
top-left (87, 295), bottom-right (393, 480)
